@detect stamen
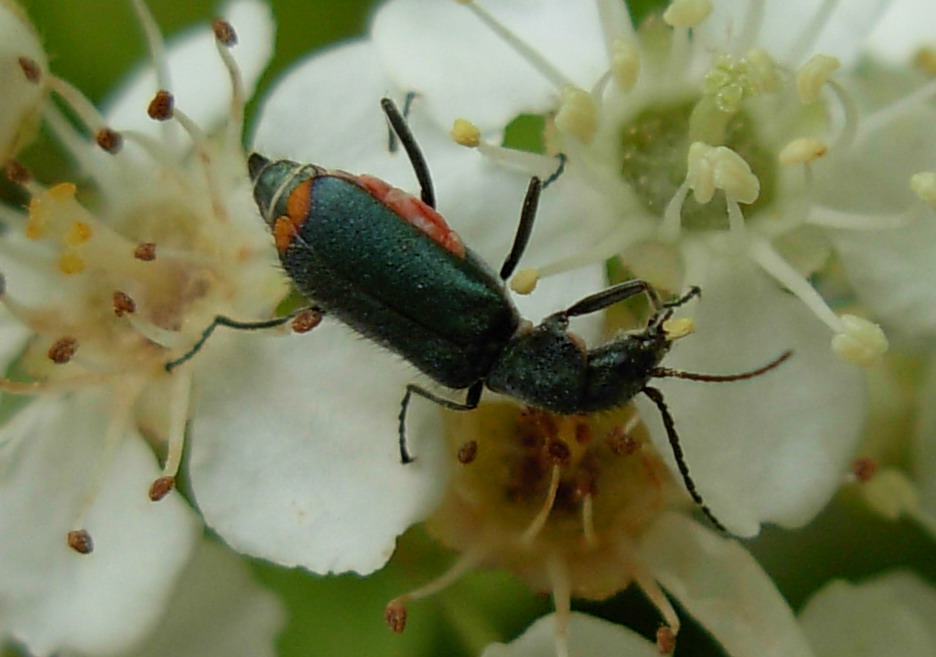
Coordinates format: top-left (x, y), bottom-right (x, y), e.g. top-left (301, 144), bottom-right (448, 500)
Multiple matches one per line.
top-left (830, 314), bottom-right (887, 367)
top-left (48, 336), bottom-right (79, 364)
top-left (455, 0), bottom-right (572, 89)
top-left (660, 179), bottom-right (691, 243)
top-left (596, 0), bottom-right (635, 52)
top-left (384, 550), bottom-right (484, 632)
top-left (46, 75), bottom-right (110, 138)
top-left (134, 242), bottom-right (158, 261)
top-left (662, 317), bottom-right (694, 339)
top-left (291, 308), bottom-right (323, 333)
top-left (580, 493), bottom-right (597, 547)
top-left (686, 142), bottom-right (760, 205)
top-left (826, 79), bottom-right (859, 152)
top-left (130, 0), bottom-right (173, 106)
top-left (124, 312), bottom-right (190, 349)
top-left (663, 0), bottom-right (712, 28)
top-left (849, 456), bottom-right (877, 483)
top-left (860, 467), bottom-right (918, 521)
top-left (547, 555), bottom-right (572, 657)
top-left (521, 463), bottom-right (562, 543)
top-left (735, 0), bottom-right (765, 55)
top-left (457, 440), bottom-right (479, 464)
top-left (858, 76), bottom-right (936, 143)
top-left (6, 161), bottom-right (31, 185)
top-left (806, 206), bottom-right (917, 231)
top-left (657, 626), bottom-right (677, 654)
top-left (212, 19), bottom-right (246, 145)
top-left (610, 38), bottom-right (640, 92)
top-left (95, 128), bottom-right (123, 154)
top-left (67, 529), bottom-right (94, 554)
top-left (555, 86), bottom-right (598, 144)
top-left (450, 119), bottom-right (561, 179)
top-left (151, 368), bottom-right (192, 499)
top-left (536, 222), bottom-right (654, 279)
top-left (796, 54), bottom-right (840, 104)
top-left (748, 236), bottom-right (843, 333)
top-left (783, 0), bottom-right (838, 66)
top-left (450, 118), bottom-right (480, 147)
top-left (18, 56), bottom-right (42, 83)
top-left (632, 561), bottom-right (680, 635)
top-left (147, 90), bottom-right (175, 121)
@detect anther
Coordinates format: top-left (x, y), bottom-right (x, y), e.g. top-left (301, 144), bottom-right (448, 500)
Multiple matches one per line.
top-left (851, 457), bottom-right (877, 483)
top-left (384, 600), bottom-right (408, 633)
top-left (663, 0), bottom-right (712, 28)
top-left (18, 56), bottom-right (41, 83)
top-left (914, 48), bottom-right (936, 76)
top-left (291, 309), bottom-right (323, 333)
top-left (611, 38), bottom-right (640, 92)
top-left (134, 242), bottom-right (157, 261)
top-left (67, 529), bottom-right (94, 554)
top-left (510, 268), bottom-right (539, 295)
top-left (147, 90), bottom-right (175, 121)
top-left (656, 626), bottom-right (677, 654)
top-left (6, 161), bottom-right (31, 185)
top-left (149, 475), bottom-right (175, 501)
top-left (662, 317), bottom-right (694, 340)
top-left (554, 86), bottom-right (597, 144)
top-left (606, 426), bottom-right (639, 456)
top-left (457, 440), bottom-right (478, 464)
top-left (113, 291), bottom-right (136, 317)
top-left (66, 221), bottom-right (93, 246)
top-left (910, 172), bottom-right (936, 207)
top-left (830, 314), bottom-right (887, 367)
top-left (212, 19), bottom-right (238, 46)
top-left (48, 337), bottom-right (78, 364)
top-left (95, 128), bottom-right (123, 154)
top-left (574, 421), bottom-right (591, 445)
top-left (450, 119), bottom-right (480, 148)
top-left (546, 439), bottom-right (571, 466)
top-left (779, 137), bottom-right (828, 165)
top-left (796, 54), bottom-right (840, 104)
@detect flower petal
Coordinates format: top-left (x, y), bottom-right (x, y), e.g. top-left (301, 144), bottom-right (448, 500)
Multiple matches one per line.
top-left (97, 540), bottom-right (285, 657)
top-left (0, 1), bottom-right (47, 163)
top-left (865, 0), bottom-right (936, 64)
top-left (0, 394), bottom-right (199, 657)
top-left (105, 0), bottom-right (274, 135)
top-left (799, 572), bottom-right (936, 657)
top-left (480, 612), bottom-right (659, 657)
top-left (371, 0), bottom-right (609, 131)
top-left (636, 253), bottom-right (865, 535)
top-left (189, 325), bottom-right (449, 575)
top-left (640, 512), bottom-right (815, 657)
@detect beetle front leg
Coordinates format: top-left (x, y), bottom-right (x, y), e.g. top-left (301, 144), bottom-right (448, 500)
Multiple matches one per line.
top-left (397, 381), bottom-right (483, 464)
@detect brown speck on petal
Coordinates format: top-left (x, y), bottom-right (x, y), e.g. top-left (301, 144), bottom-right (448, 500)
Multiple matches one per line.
top-left (48, 336), bottom-right (78, 364)
top-left (67, 529), bottom-right (94, 554)
top-left (147, 90), bottom-right (174, 121)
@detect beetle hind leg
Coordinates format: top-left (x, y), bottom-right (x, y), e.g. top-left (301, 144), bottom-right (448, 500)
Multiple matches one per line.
top-left (397, 381), bottom-right (483, 464)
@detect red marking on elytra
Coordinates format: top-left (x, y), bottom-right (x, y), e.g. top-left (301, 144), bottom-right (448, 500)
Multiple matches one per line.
top-left (355, 174), bottom-right (466, 258)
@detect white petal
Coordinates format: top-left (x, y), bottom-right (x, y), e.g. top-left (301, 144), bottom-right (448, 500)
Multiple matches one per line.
top-left (701, 0), bottom-right (888, 66)
top-left (189, 325), bottom-right (449, 575)
top-left (481, 612), bottom-right (659, 657)
top-left (0, 395), bottom-right (199, 657)
top-left (636, 253), bottom-right (866, 535)
top-left (799, 572), bottom-right (936, 657)
top-left (372, 0), bottom-right (608, 131)
top-left (830, 214), bottom-right (936, 342)
top-left (0, 1), bottom-right (47, 163)
top-left (640, 513), bottom-right (815, 657)
top-left (105, 0), bottom-right (274, 135)
top-left (865, 0), bottom-right (936, 64)
top-left (101, 540), bottom-right (285, 657)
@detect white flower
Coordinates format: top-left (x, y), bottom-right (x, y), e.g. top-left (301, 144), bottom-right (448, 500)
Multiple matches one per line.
top-left (0, 1), bottom-right (279, 654)
top-left (0, 0), bottom-right (46, 164)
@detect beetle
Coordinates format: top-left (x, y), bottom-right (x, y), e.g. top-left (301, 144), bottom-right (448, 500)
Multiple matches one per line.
top-left (168, 98), bottom-right (789, 530)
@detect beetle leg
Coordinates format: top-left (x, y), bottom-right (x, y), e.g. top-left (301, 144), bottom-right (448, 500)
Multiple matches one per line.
top-left (380, 96), bottom-right (436, 209)
top-left (563, 278), bottom-right (664, 318)
top-left (499, 177), bottom-right (542, 280)
top-left (164, 305), bottom-right (323, 373)
top-left (641, 385), bottom-right (727, 533)
top-left (397, 381), bottom-right (483, 464)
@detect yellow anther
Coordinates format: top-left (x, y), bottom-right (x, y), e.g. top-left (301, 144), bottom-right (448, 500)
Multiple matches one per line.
top-left (65, 221), bottom-right (93, 246)
top-left (611, 38), bottom-right (640, 92)
top-left (778, 138), bottom-right (828, 165)
top-left (450, 118), bottom-right (480, 148)
top-left (910, 172), bottom-right (936, 207)
top-left (663, 0), bottom-right (712, 28)
top-left (744, 48), bottom-right (779, 94)
top-left (796, 54), bottom-right (840, 103)
top-left (662, 317), bottom-right (694, 339)
top-left (26, 197), bottom-right (45, 239)
top-left (47, 182), bottom-right (77, 201)
top-left (554, 86), bottom-right (597, 144)
top-left (58, 249), bottom-right (85, 274)
top-left (913, 48), bottom-right (936, 76)
top-left (510, 268), bottom-right (539, 295)
top-left (861, 468), bottom-right (919, 520)
top-left (830, 314), bottom-right (888, 367)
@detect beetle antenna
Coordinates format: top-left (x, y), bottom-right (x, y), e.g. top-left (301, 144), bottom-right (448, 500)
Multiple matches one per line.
top-left (641, 386), bottom-right (727, 532)
top-left (652, 350), bottom-right (792, 382)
